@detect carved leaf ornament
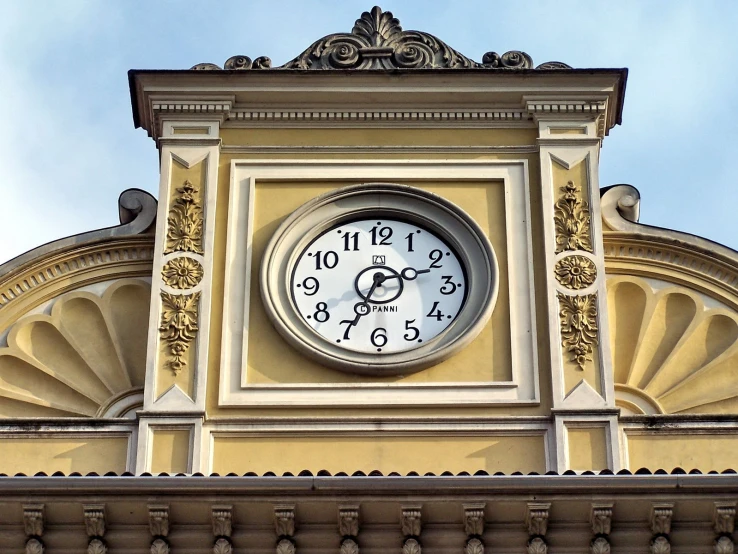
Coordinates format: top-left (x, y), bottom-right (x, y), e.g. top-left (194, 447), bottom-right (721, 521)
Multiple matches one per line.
top-left (165, 180), bottom-right (203, 255)
top-left (191, 7), bottom-right (571, 71)
top-left (558, 293), bottom-right (598, 370)
top-left (554, 181), bottom-right (593, 253)
top-left (159, 292), bottom-right (200, 374)
top-left (555, 255), bottom-right (597, 290)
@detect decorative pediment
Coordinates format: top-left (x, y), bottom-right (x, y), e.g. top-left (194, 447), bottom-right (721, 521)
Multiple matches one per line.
top-left (191, 6), bottom-right (570, 71)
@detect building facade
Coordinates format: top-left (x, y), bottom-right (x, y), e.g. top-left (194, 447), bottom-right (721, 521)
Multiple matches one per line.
top-left (0, 7), bottom-right (736, 553)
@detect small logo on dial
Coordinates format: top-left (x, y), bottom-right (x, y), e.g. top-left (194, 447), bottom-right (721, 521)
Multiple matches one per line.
top-left (372, 255), bottom-right (385, 265)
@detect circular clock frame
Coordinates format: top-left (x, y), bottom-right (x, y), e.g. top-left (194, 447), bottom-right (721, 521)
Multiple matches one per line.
top-left (260, 183), bottom-right (499, 376)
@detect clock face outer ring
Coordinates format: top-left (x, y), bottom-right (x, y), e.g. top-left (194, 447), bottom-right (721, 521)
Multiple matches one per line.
top-left (260, 183), bottom-right (499, 376)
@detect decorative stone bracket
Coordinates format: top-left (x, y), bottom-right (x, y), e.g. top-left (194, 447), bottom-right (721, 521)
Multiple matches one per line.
top-left (401, 505), bottom-right (422, 554)
top-left (149, 505), bottom-right (170, 554)
top-left (338, 505), bottom-right (360, 554)
top-left (23, 504), bottom-right (44, 554)
top-left (84, 505), bottom-right (107, 554)
top-left (590, 504), bottom-right (612, 554)
top-left (212, 505), bottom-right (233, 554)
top-left (526, 503), bottom-right (550, 554)
top-left (275, 505), bottom-right (296, 554)
top-left (650, 503), bottom-right (673, 554)
top-left (714, 503), bottom-right (736, 554)
top-left (464, 503), bottom-right (486, 554)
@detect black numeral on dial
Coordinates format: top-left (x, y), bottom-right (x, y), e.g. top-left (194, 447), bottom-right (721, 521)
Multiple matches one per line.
top-left (301, 277), bottom-right (319, 296)
top-left (439, 275), bottom-right (457, 295)
top-left (403, 319), bottom-right (420, 341)
top-left (370, 226), bottom-right (393, 245)
top-left (341, 231), bottom-right (359, 251)
top-left (429, 249), bottom-right (443, 268)
top-left (370, 327), bottom-right (388, 348)
top-left (313, 250), bottom-right (339, 270)
top-left (426, 301), bottom-right (445, 321)
top-left (313, 302), bottom-right (330, 322)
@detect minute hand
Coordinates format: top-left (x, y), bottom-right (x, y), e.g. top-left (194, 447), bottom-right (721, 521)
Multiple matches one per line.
top-left (383, 267), bottom-right (432, 282)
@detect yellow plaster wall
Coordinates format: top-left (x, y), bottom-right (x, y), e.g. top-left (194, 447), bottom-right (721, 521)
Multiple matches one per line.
top-left (627, 434), bottom-right (738, 471)
top-left (245, 180), bottom-right (511, 386)
top-left (212, 434), bottom-right (546, 475)
top-left (150, 429), bottom-right (191, 474)
top-left (204, 132), bottom-right (553, 418)
top-left (567, 427), bottom-right (607, 470)
top-left (0, 437), bottom-right (129, 474)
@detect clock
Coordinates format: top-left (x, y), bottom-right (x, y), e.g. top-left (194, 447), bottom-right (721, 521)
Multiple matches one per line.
top-left (260, 183), bottom-right (498, 376)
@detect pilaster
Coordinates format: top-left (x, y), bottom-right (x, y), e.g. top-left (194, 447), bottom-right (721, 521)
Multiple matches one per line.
top-left (137, 118), bottom-right (221, 473)
top-left (529, 98), bottom-right (619, 471)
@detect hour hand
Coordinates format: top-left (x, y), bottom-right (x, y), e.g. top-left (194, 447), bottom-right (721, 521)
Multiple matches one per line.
top-left (400, 267), bottom-right (431, 281)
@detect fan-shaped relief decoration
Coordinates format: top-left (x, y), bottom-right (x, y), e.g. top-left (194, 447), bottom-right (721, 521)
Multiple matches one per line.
top-left (164, 180), bottom-right (203, 255)
top-left (0, 279), bottom-right (150, 418)
top-left (558, 293), bottom-right (598, 370)
top-left (190, 7), bottom-right (571, 71)
top-left (555, 180), bottom-right (593, 253)
top-left (608, 276), bottom-right (738, 415)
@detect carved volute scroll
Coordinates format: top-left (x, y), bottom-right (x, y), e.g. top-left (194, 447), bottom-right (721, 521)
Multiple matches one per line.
top-left (275, 505), bottom-right (296, 554)
top-left (526, 503), bottom-right (550, 554)
top-left (190, 7), bottom-right (571, 71)
top-left (401, 506), bottom-right (422, 554)
top-left (590, 504), bottom-right (613, 554)
top-left (464, 504), bottom-right (486, 554)
top-left (84, 505), bottom-right (107, 554)
top-left (338, 506), bottom-right (360, 554)
top-left (650, 504), bottom-right (673, 554)
top-left (212, 505), bottom-right (233, 554)
top-left (149, 505), bottom-right (170, 554)
top-left (23, 505), bottom-right (44, 554)
top-left (558, 293), bottom-right (599, 370)
top-left (714, 503), bottom-right (736, 554)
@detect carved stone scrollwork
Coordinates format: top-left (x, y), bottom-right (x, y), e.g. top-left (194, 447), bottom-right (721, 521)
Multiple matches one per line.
top-left (339, 505), bottom-right (360, 553)
top-left (275, 505), bottom-right (296, 554)
top-left (714, 503), bottom-right (736, 554)
top-left (554, 180), bottom-right (593, 254)
top-left (212, 505), bottom-right (233, 554)
top-left (149, 505), bottom-right (170, 554)
top-left (555, 255), bottom-right (597, 290)
top-left (526, 503), bottom-right (549, 554)
top-left (536, 61), bottom-right (573, 70)
top-left (558, 293), bottom-right (598, 370)
top-left (482, 50), bottom-right (532, 69)
top-left (401, 506), bottom-right (422, 554)
top-left (23, 505), bottom-right (44, 554)
top-left (162, 257), bottom-right (204, 290)
top-left (650, 504), bottom-right (673, 554)
top-left (165, 180), bottom-right (204, 255)
top-left (84, 505), bottom-right (107, 554)
top-left (224, 55), bottom-right (272, 70)
top-left (464, 503), bottom-right (485, 553)
top-left (159, 291), bottom-right (201, 374)
top-left (590, 504), bottom-right (612, 554)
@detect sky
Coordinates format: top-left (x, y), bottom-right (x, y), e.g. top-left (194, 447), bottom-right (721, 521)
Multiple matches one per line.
top-left (1, 1), bottom-right (737, 263)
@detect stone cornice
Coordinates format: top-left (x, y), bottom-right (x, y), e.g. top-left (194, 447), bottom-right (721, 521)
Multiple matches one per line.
top-left (602, 185), bottom-right (738, 307)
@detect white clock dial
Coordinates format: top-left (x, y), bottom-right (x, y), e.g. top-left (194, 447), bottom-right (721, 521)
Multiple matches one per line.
top-left (291, 219), bottom-right (467, 354)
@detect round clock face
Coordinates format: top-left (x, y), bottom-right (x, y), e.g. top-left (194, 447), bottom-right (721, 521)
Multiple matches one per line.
top-left (261, 183), bottom-right (498, 376)
top-left (291, 219), bottom-right (467, 354)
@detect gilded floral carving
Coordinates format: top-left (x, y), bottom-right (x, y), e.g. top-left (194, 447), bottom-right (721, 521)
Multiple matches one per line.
top-left (162, 257), bottom-right (204, 289)
top-left (159, 292), bottom-right (200, 374)
top-left (555, 255), bottom-right (597, 290)
top-left (164, 180), bottom-right (204, 255)
top-left (554, 180), bottom-right (593, 253)
top-left (558, 293), bottom-right (598, 370)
